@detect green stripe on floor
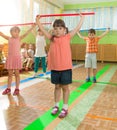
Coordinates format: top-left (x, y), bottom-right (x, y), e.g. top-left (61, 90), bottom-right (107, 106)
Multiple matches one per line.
top-left (73, 80), bottom-right (117, 86)
top-left (24, 64), bottom-right (110, 130)
top-left (54, 65), bottom-right (117, 130)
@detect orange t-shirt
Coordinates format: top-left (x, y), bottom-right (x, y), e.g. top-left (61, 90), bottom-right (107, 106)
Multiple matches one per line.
top-left (84, 37), bottom-right (100, 53)
top-left (48, 34), bottom-right (72, 71)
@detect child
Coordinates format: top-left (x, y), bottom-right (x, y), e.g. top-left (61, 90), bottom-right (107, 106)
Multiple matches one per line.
top-left (21, 42), bottom-right (29, 70)
top-left (36, 14), bottom-right (84, 118)
top-left (0, 44), bottom-right (6, 63)
top-left (21, 43), bottom-right (34, 71)
top-left (77, 28), bottom-right (110, 83)
top-left (32, 28), bottom-right (47, 77)
top-left (0, 24), bottom-right (35, 95)
top-left (27, 43), bottom-right (35, 70)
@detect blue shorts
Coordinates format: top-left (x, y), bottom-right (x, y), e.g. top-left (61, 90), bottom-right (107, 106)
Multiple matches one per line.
top-left (51, 69), bottom-right (72, 85)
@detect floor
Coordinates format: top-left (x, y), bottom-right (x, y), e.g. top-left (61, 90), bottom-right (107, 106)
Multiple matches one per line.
top-left (0, 62), bottom-right (117, 130)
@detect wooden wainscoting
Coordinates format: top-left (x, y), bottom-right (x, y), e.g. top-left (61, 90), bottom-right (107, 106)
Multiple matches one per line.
top-left (101, 44), bottom-right (117, 62)
top-left (71, 44), bottom-right (117, 62)
top-left (71, 44), bottom-right (86, 61)
top-left (2, 43), bottom-right (117, 64)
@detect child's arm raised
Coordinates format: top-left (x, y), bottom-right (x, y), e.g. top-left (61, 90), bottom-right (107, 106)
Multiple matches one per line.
top-left (77, 31), bottom-right (85, 39)
top-left (70, 14), bottom-right (85, 38)
top-left (0, 32), bottom-right (9, 40)
top-left (98, 28), bottom-right (110, 39)
top-left (36, 15), bottom-right (52, 40)
top-left (31, 25), bottom-right (37, 37)
top-left (20, 23), bottom-right (36, 40)
top-left (31, 29), bottom-right (36, 37)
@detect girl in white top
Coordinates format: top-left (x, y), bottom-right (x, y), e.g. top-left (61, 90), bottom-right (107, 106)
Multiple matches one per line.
top-left (33, 29), bottom-right (47, 76)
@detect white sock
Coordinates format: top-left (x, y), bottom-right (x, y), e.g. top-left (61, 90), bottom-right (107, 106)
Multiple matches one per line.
top-left (63, 104), bottom-right (68, 110)
top-left (55, 102), bottom-right (59, 107)
top-left (52, 102), bottom-right (59, 112)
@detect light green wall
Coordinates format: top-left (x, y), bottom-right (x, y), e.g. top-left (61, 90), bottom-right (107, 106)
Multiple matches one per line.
top-left (19, 27), bottom-right (35, 44)
top-left (64, 1), bottom-right (117, 10)
top-left (71, 31), bottom-right (117, 44)
top-left (22, 28), bottom-right (117, 45)
top-left (21, 33), bottom-right (35, 44)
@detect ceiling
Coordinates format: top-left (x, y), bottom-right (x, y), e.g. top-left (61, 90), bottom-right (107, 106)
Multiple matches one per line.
top-left (62, 0), bottom-right (117, 4)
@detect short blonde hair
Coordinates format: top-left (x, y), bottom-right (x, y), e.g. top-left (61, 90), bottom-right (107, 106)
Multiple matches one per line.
top-left (10, 26), bottom-right (20, 33)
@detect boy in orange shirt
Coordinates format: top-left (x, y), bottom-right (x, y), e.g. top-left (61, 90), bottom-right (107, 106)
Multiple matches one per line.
top-left (77, 28), bottom-right (110, 83)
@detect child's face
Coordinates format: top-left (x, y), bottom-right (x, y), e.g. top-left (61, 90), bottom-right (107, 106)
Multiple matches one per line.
top-left (38, 30), bottom-right (44, 36)
top-left (11, 30), bottom-right (20, 38)
top-left (24, 44), bottom-right (28, 49)
top-left (53, 26), bottom-right (65, 37)
top-left (29, 44), bottom-right (33, 49)
top-left (88, 33), bottom-right (95, 39)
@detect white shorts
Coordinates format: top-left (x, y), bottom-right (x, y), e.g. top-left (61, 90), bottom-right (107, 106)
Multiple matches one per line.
top-left (85, 53), bottom-right (97, 69)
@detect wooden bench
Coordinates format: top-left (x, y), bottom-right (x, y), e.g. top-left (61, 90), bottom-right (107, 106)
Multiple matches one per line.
top-left (0, 63), bottom-right (4, 76)
top-left (0, 44), bottom-right (7, 76)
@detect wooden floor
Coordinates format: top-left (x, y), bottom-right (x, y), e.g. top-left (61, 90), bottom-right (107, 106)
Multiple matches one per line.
top-left (0, 62), bottom-right (117, 130)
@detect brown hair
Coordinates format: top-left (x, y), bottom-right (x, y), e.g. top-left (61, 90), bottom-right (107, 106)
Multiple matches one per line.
top-left (51, 19), bottom-right (66, 41)
top-left (88, 28), bottom-right (96, 34)
top-left (53, 19), bottom-right (66, 28)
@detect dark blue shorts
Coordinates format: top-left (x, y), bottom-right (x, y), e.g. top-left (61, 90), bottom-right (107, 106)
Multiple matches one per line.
top-left (51, 69), bottom-right (72, 85)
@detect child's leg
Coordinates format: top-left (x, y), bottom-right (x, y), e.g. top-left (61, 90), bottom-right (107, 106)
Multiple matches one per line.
top-left (92, 68), bottom-right (97, 83)
top-left (62, 85), bottom-right (69, 106)
top-left (13, 69), bottom-right (20, 95)
top-left (92, 54), bottom-right (97, 82)
top-left (34, 57), bottom-right (40, 73)
top-left (58, 70), bottom-right (72, 118)
top-left (7, 69), bottom-right (14, 88)
top-left (58, 84), bottom-right (69, 118)
top-left (14, 69), bottom-right (20, 89)
top-left (54, 84), bottom-right (61, 104)
top-left (85, 53), bottom-right (91, 81)
top-left (51, 84), bottom-right (61, 115)
top-left (25, 58), bottom-right (31, 70)
top-left (86, 68), bottom-right (91, 77)
top-left (23, 59), bottom-right (27, 68)
top-left (28, 58), bottom-right (33, 69)
top-left (2, 69), bottom-right (13, 95)
top-left (85, 68), bottom-right (91, 82)
top-left (41, 57), bottom-right (46, 73)
top-left (93, 68), bottom-right (97, 77)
